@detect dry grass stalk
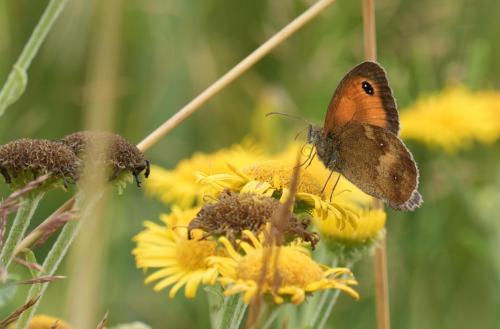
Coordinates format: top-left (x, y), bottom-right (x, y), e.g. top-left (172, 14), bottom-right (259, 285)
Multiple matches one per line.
top-left (13, 198), bottom-right (76, 257)
top-left (32, 209), bottom-right (78, 248)
top-left (13, 257), bottom-right (45, 273)
top-left (17, 275), bottom-right (65, 285)
top-left (361, 0), bottom-right (391, 328)
top-left (246, 151), bottom-right (302, 328)
top-left (0, 174), bottom-right (50, 249)
top-left (95, 311), bottom-right (109, 329)
top-left (0, 297), bottom-right (39, 328)
top-left (137, 0), bottom-right (336, 152)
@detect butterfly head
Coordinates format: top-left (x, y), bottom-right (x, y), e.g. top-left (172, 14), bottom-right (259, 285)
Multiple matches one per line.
top-left (307, 125), bottom-right (339, 170)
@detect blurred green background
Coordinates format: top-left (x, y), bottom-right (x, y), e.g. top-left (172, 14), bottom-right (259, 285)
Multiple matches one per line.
top-left (1, 0), bottom-right (499, 328)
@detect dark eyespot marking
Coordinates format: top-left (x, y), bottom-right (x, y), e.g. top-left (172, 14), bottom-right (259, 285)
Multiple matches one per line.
top-left (362, 81), bottom-right (374, 95)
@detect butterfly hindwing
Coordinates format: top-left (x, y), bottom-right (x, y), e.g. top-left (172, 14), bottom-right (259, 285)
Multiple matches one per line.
top-left (331, 123), bottom-right (421, 210)
top-left (324, 61), bottom-right (399, 135)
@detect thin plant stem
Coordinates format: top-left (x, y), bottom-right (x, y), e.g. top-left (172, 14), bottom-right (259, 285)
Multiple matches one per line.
top-left (0, 193), bottom-right (44, 270)
top-left (136, 0), bottom-right (337, 152)
top-left (260, 307), bottom-right (281, 329)
top-left (363, 0), bottom-right (377, 61)
top-left (316, 288), bottom-right (342, 329)
top-left (207, 287), bottom-right (247, 329)
top-left (15, 192), bottom-right (102, 329)
top-left (305, 258), bottom-right (340, 328)
top-left (362, 1), bottom-right (391, 328)
top-left (373, 230), bottom-right (391, 329)
top-left (65, 0), bottom-right (121, 326)
top-left (0, 0), bottom-right (69, 116)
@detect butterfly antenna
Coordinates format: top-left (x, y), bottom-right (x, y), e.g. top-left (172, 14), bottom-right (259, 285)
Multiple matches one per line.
top-left (265, 111), bottom-right (311, 125)
top-left (294, 126), bottom-right (308, 141)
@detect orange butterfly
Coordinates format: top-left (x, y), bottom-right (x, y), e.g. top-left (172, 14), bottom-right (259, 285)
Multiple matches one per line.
top-left (307, 61), bottom-right (422, 210)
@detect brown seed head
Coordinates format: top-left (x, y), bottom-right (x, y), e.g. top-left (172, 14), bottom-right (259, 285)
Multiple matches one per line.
top-left (0, 139), bottom-right (81, 184)
top-left (59, 131), bottom-right (149, 186)
top-left (188, 190), bottom-right (318, 248)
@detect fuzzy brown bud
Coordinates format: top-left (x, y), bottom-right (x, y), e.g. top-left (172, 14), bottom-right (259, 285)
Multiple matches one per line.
top-left (0, 139), bottom-right (81, 185)
top-left (59, 131), bottom-right (150, 186)
top-left (188, 190), bottom-right (318, 248)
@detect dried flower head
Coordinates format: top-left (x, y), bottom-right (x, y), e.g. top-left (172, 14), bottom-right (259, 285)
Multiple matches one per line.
top-left (188, 190), bottom-right (318, 248)
top-left (0, 139), bottom-right (81, 187)
top-left (59, 131), bottom-right (150, 186)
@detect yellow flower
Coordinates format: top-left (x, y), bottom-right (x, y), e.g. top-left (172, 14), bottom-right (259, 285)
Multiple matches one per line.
top-left (313, 209), bottom-right (386, 263)
top-left (209, 231), bottom-right (359, 304)
top-left (8, 315), bottom-right (70, 329)
top-left (144, 141), bottom-right (263, 208)
top-left (197, 157), bottom-right (359, 229)
top-left (314, 209), bottom-right (386, 244)
top-left (132, 207), bottom-right (220, 298)
top-left (400, 86), bottom-right (500, 152)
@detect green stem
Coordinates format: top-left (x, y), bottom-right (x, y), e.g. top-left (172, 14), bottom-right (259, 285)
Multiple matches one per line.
top-left (0, 193), bottom-right (44, 270)
top-left (207, 287), bottom-right (247, 329)
top-left (0, 0), bottom-right (69, 116)
top-left (16, 192), bottom-right (101, 329)
top-left (314, 288), bottom-right (342, 329)
top-left (301, 258), bottom-right (344, 329)
top-left (307, 260), bottom-right (353, 329)
top-left (260, 306), bottom-right (280, 329)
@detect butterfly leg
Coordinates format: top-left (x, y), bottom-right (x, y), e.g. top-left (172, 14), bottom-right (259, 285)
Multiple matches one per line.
top-left (0, 166), bottom-right (11, 184)
top-left (328, 174), bottom-right (341, 203)
top-left (295, 144), bottom-right (315, 169)
top-left (304, 151), bottom-right (316, 170)
top-left (321, 170), bottom-right (335, 194)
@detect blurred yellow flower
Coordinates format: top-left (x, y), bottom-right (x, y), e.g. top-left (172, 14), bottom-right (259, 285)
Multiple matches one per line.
top-left (144, 141), bottom-right (263, 208)
top-left (314, 209), bottom-right (386, 263)
top-left (209, 231), bottom-right (359, 304)
top-left (8, 315), bottom-right (70, 329)
top-left (132, 207), bottom-right (220, 298)
top-left (400, 86), bottom-right (500, 152)
top-left (314, 209), bottom-right (386, 244)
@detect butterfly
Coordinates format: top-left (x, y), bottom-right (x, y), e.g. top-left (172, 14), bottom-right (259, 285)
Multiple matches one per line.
top-left (307, 61), bottom-right (422, 211)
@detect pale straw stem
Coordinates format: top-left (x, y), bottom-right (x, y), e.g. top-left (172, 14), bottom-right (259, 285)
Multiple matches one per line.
top-left (363, 2), bottom-right (390, 327)
top-left (136, 0), bottom-right (337, 152)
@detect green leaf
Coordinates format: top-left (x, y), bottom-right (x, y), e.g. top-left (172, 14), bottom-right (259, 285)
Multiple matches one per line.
top-left (0, 65), bottom-right (28, 116)
top-left (0, 274), bottom-right (19, 307)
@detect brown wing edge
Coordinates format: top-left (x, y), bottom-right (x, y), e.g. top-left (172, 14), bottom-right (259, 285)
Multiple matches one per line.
top-left (349, 61), bottom-right (400, 135)
top-left (388, 142), bottom-right (423, 211)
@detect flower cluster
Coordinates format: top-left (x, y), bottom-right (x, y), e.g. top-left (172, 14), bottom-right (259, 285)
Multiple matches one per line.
top-left (400, 86), bottom-right (500, 152)
top-left (134, 140), bottom-right (387, 305)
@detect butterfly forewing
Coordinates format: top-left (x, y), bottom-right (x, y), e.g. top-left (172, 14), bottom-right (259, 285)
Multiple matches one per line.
top-left (324, 61), bottom-right (399, 135)
top-left (331, 123), bottom-right (421, 210)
